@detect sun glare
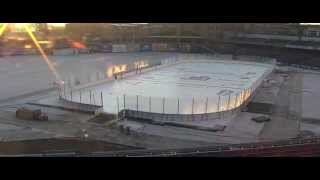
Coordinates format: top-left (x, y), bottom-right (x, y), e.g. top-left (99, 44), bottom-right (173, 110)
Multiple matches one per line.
top-left (0, 23), bottom-right (67, 32)
top-left (0, 23), bottom-right (62, 82)
top-left (12, 23), bottom-right (35, 32)
top-left (13, 23), bottom-right (29, 28)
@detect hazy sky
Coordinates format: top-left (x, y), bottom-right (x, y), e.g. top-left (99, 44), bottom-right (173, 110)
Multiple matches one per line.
top-left (47, 23), bottom-right (66, 27)
top-left (300, 23), bottom-right (320, 25)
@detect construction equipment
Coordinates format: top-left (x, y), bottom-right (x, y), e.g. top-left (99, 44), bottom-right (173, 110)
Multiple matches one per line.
top-left (16, 107), bottom-right (48, 121)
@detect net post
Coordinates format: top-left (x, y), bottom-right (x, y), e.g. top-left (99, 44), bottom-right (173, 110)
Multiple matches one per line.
top-left (239, 90), bottom-right (243, 106)
top-left (205, 97), bottom-right (208, 114)
top-left (92, 92), bottom-right (95, 105)
top-left (243, 89), bottom-right (246, 104)
top-left (242, 89), bottom-right (245, 104)
top-left (162, 97), bottom-right (165, 114)
top-left (70, 88), bottom-right (73, 101)
top-left (68, 76), bottom-right (71, 88)
top-left (123, 94), bottom-right (126, 109)
top-left (100, 92), bottom-right (103, 107)
top-left (242, 89), bottom-right (245, 105)
top-left (117, 96), bottom-right (120, 114)
top-left (227, 94), bottom-right (231, 111)
top-left (245, 88), bottom-right (249, 105)
top-left (58, 87), bottom-right (61, 99)
top-left (217, 95), bottom-right (221, 119)
top-left (136, 95), bottom-right (139, 112)
top-left (217, 95), bottom-right (221, 112)
top-left (192, 97), bottom-right (194, 115)
top-left (89, 91), bottom-right (92, 104)
top-left (177, 97), bottom-right (180, 114)
top-left (234, 93), bottom-right (238, 114)
top-left (149, 96), bottom-right (151, 112)
top-left (63, 82), bottom-right (66, 99)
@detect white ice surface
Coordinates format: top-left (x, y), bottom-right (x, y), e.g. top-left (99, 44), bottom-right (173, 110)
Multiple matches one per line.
top-left (69, 59), bottom-right (273, 114)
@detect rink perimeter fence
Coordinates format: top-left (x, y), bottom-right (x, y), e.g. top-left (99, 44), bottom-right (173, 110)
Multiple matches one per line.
top-left (57, 53), bottom-right (276, 121)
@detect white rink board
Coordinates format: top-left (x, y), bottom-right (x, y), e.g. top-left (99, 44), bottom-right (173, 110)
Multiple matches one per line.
top-left (70, 59), bottom-right (274, 114)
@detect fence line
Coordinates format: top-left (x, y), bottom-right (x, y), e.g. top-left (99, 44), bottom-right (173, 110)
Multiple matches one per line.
top-left (59, 79), bottom-right (263, 116)
top-left (59, 89), bottom-right (255, 116)
top-left (58, 53), bottom-right (275, 117)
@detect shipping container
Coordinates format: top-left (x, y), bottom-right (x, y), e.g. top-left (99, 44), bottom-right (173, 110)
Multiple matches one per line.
top-left (190, 44), bottom-right (206, 53)
top-left (54, 38), bottom-right (71, 49)
top-left (78, 48), bottom-right (90, 54)
top-left (53, 48), bottom-right (78, 56)
top-left (112, 44), bottom-right (127, 53)
top-left (0, 48), bottom-right (37, 56)
top-left (141, 43), bottom-right (152, 52)
top-left (22, 49), bottom-right (37, 55)
top-left (127, 44), bottom-right (141, 52)
top-left (167, 43), bottom-right (178, 52)
top-left (179, 43), bottom-right (191, 52)
top-left (152, 43), bottom-right (168, 52)
top-left (89, 43), bottom-right (112, 53)
top-left (101, 44), bottom-right (112, 52)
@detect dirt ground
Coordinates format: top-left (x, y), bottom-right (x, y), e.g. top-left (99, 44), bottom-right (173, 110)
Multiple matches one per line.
top-left (259, 72), bottom-right (302, 140)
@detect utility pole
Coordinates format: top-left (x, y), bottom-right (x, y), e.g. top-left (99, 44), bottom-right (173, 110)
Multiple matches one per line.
top-left (297, 24), bottom-right (306, 42)
top-left (176, 23), bottom-right (181, 49)
top-left (132, 25), bottom-right (136, 44)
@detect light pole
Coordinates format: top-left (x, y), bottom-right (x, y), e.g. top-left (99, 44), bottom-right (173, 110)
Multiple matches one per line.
top-left (176, 23), bottom-right (181, 49)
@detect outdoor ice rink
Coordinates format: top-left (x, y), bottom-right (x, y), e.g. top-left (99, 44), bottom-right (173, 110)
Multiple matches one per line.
top-left (68, 58), bottom-right (275, 115)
